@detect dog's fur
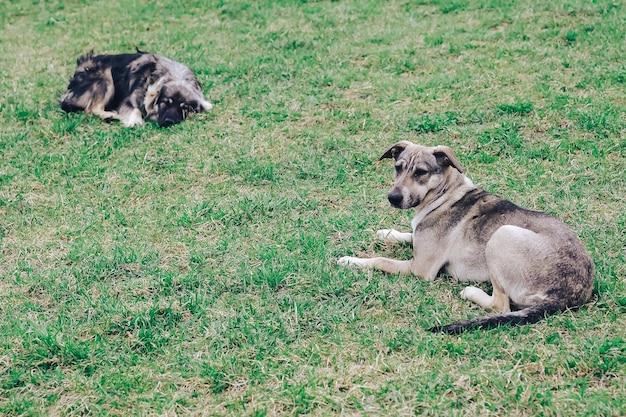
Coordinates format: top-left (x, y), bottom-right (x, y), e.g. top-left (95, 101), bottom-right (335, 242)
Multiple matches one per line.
top-left (338, 141), bottom-right (594, 333)
top-left (60, 51), bottom-right (212, 127)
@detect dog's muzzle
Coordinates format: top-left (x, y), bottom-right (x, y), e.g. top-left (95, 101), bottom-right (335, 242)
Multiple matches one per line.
top-left (157, 107), bottom-right (184, 127)
top-left (388, 190), bottom-right (421, 209)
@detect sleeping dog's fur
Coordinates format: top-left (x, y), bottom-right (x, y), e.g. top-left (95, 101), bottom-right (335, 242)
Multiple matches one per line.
top-left (61, 51), bottom-right (212, 127)
top-left (338, 141), bottom-right (594, 333)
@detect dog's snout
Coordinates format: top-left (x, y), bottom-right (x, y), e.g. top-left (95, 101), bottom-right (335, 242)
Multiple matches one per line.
top-left (160, 118), bottom-right (177, 127)
top-left (388, 192), bottom-right (404, 208)
top-left (158, 108), bottom-right (183, 127)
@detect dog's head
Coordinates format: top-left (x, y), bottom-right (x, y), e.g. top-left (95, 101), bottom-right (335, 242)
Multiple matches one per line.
top-left (145, 80), bottom-right (213, 127)
top-left (380, 141), bottom-right (464, 209)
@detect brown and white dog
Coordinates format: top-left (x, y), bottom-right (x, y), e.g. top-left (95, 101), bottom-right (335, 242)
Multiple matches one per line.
top-left (338, 141), bottom-right (594, 333)
top-left (61, 51), bottom-right (212, 127)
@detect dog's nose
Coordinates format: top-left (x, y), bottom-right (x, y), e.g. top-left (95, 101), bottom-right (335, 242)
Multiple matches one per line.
top-left (160, 118), bottom-right (176, 127)
top-left (388, 192), bottom-right (403, 208)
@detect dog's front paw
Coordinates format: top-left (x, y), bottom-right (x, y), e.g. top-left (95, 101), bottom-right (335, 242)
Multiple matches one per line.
top-left (123, 109), bottom-right (145, 127)
top-left (376, 228), bottom-right (412, 243)
top-left (124, 120), bottom-right (144, 128)
top-left (337, 256), bottom-right (363, 267)
top-left (376, 229), bottom-right (396, 240)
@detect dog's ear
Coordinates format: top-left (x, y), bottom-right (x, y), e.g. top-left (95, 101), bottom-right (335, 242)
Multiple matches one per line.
top-left (77, 50), bottom-right (94, 66)
top-left (380, 141), bottom-right (414, 161)
top-left (433, 146), bottom-right (464, 173)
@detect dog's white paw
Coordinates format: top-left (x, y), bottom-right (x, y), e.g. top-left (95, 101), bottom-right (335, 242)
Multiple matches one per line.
top-left (376, 228), bottom-right (412, 243)
top-left (376, 229), bottom-right (395, 240)
top-left (337, 256), bottom-right (362, 267)
top-left (460, 286), bottom-right (481, 300)
top-left (460, 286), bottom-right (494, 309)
top-left (123, 109), bottom-right (145, 127)
top-left (201, 100), bottom-right (213, 111)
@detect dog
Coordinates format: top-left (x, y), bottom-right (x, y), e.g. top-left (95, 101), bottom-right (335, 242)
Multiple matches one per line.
top-left (338, 141), bottom-right (594, 333)
top-left (60, 51), bottom-right (212, 127)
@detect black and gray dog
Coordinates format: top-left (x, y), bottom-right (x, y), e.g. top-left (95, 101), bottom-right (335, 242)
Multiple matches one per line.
top-left (60, 51), bottom-right (212, 127)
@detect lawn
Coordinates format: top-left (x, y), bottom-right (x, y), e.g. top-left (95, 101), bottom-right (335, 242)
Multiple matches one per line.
top-left (0, 0), bottom-right (625, 415)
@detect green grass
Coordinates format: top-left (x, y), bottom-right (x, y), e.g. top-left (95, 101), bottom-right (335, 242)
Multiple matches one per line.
top-left (1, 0), bottom-right (625, 415)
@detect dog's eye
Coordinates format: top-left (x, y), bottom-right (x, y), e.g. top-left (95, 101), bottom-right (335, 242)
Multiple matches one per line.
top-left (414, 169), bottom-right (428, 178)
top-left (395, 165), bottom-right (403, 174)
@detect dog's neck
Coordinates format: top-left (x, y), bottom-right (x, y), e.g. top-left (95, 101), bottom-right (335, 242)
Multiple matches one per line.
top-left (411, 171), bottom-right (476, 232)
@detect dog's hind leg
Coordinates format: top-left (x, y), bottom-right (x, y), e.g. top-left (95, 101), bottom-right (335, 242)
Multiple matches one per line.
top-left (460, 240), bottom-right (514, 313)
top-left (376, 229), bottom-right (412, 243)
top-left (461, 224), bottom-right (546, 313)
top-left (460, 283), bottom-right (510, 313)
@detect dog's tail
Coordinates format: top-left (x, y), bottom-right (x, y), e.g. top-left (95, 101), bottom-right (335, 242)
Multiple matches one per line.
top-left (428, 300), bottom-right (565, 334)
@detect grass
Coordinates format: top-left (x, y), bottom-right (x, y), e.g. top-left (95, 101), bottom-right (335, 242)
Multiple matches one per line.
top-left (1, 0), bottom-right (625, 415)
